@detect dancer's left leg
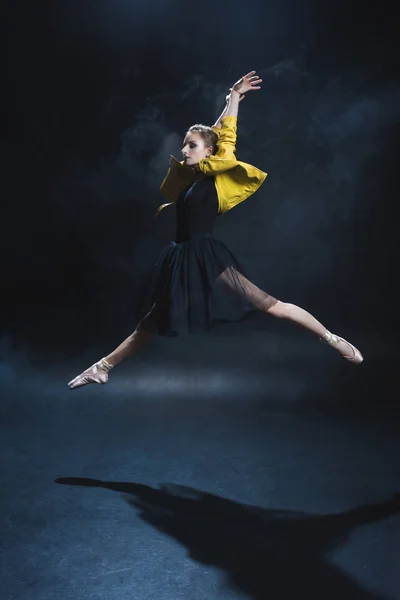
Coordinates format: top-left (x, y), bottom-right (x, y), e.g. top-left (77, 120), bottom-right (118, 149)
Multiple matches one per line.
top-left (266, 301), bottom-right (363, 363)
top-left (218, 268), bottom-right (363, 363)
top-left (266, 300), bottom-right (326, 336)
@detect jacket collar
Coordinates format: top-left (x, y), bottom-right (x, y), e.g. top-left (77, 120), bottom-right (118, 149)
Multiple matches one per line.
top-left (169, 154), bottom-right (239, 176)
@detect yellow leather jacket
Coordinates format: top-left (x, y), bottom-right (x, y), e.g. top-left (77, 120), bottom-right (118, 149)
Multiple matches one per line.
top-left (155, 116), bottom-right (267, 217)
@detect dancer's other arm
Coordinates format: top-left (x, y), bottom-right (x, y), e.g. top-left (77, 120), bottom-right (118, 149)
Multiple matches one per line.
top-left (213, 70), bottom-right (263, 128)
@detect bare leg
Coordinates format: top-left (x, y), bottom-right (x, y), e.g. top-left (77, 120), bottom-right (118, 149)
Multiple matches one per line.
top-left (267, 301), bottom-right (362, 362)
top-left (218, 268), bottom-right (363, 363)
top-left (68, 325), bottom-right (152, 389)
top-left (266, 301), bottom-right (326, 336)
top-left (103, 326), bottom-right (152, 367)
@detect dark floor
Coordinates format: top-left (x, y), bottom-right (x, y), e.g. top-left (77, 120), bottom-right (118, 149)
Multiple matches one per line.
top-left (1, 328), bottom-right (399, 600)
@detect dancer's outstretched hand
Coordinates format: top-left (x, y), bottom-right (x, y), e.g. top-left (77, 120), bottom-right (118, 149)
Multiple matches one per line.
top-left (231, 70), bottom-right (262, 95)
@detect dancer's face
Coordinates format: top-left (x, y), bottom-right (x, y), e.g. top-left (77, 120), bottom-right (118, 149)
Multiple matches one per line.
top-left (182, 133), bottom-right (213, 167)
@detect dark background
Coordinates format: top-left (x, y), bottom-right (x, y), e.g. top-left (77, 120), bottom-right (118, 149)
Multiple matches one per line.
top-left (1, 5), bottom-right (400, 598)
top-left (2, 0), bottom-right (399, 395)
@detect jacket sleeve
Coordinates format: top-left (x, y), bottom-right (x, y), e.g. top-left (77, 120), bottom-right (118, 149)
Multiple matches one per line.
top-left (211, 116), bottom-right (237, 160)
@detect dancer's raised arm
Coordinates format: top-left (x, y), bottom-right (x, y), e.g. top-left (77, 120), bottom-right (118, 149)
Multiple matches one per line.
top-left (213, 70), bottom-right (263, 128)
top-left (213, 92), bottom-right (241, 129)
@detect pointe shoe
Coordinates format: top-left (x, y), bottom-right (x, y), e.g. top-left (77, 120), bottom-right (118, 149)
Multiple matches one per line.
top-left (68, 358), bottom-right (114, 389)
top-left (320, 330), bottom-right (363, 364)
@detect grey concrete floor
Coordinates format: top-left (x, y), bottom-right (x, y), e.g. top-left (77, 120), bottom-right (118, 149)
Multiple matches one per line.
top-left (1, 330), bottom-right (399, 600)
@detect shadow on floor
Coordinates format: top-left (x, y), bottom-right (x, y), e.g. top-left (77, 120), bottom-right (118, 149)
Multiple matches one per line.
top-left (55, 477), bottom-right (399, 600)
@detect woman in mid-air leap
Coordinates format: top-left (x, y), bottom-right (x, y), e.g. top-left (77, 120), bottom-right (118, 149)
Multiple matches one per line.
top-left (68, 70), bottom-right (362, 389)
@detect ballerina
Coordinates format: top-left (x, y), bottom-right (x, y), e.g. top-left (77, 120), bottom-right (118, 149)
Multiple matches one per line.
top-left (68, 70), bottom-right (362, 389)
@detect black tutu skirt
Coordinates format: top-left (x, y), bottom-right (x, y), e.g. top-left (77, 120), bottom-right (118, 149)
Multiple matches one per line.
top-left (135, 233), bottom-right (277, 337)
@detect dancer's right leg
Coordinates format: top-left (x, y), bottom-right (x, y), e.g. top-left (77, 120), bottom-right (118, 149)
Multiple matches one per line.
top-left (68, 325), bottom-right (152, 389)
top-left (103, 326), bottom-right (152, 367)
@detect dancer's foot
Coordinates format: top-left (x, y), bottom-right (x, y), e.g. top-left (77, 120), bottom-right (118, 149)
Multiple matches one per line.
top-left (68, 358), bottom-right (114, 389)
top-left (320, 330), bottom-right (363, 364)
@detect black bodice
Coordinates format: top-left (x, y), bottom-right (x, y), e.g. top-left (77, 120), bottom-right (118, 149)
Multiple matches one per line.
top-left (175, 176), bottom-right (218, 243)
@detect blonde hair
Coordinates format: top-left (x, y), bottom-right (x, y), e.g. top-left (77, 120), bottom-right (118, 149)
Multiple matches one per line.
top-left (186, 124), bottom-right (218, 155)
